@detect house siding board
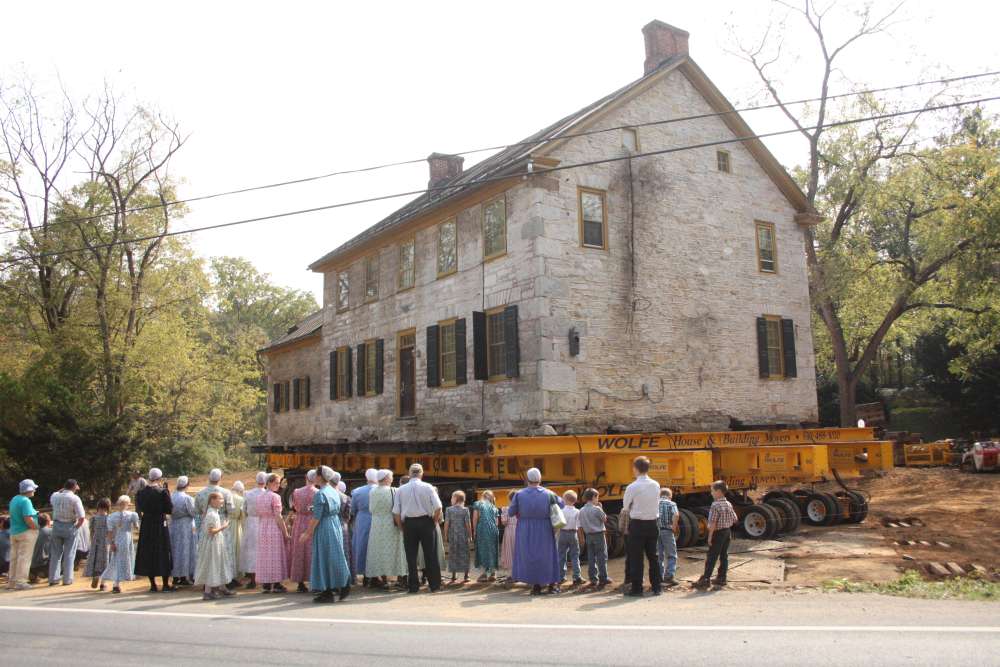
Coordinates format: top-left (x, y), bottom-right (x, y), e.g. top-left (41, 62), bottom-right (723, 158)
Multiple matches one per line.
top-left (267, 65), bottom-right (817, 446)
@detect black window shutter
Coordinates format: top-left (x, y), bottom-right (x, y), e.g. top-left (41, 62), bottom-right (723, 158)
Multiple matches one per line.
top-left (293, 378), bottom-right (301, 409)
top-left (284, 380), bottom-right (291, 411)
top-left (356, 343), bottom-right (366, 396)
top-left (781, 319), bottom-right (797, 378)
top-left (345, 348), bottom-right (353, 397)
top-left (375, 338), bottom-right (384, 394)
top-left (426, 325), bottom-right (440, 387)
top-left (304, 376), bottom-right (311, 407)
top-left (273, 383), bottom-right (281, 413)
top-left (756, 317), bottom-right (769, 379)
top-left (454, 318), bottom-right (467, 385)
top-left (504, 304), bottom-right (520, 378)
top-left (472, 311), bottom-right (487, 380)
top-left (329, 351), bottom-right (338, 400)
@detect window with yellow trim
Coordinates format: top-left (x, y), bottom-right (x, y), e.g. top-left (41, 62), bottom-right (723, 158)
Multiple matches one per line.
top-left (717, 150), bottom-right (731, 173)
top-left (486, 308), bottom-right (506, 379)
top-left (439, 320), bottom-right (457, 386)
top-left (365, 340), bottom-right (377, 395)
top-left (398, 239), bottom-right (415, 290)
top-left (336, 346), bottom-right (349, 398)
top-left (483, 196), bottom-right (507, 259)
top-left (755, 221), bottom-right (777, 273)
top-left (764, 316), bottom-right (784, 378)
top-left (364, 255), bottom-right (379, 301)
top-left (437, 219), bottom-right (457, 277)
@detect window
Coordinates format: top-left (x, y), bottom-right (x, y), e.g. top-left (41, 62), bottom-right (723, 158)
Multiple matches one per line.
top-left (487, 308), bottom-right (506, 380)
top-left (439, 319), bottom-right (457, 386)
top-left (437, 218), bottom-right (457, 277)
top-left (398, 239), bottom-right (415, 290)
top-left (335, 346), bottom-right (350, 399)
top-left (578, 187), bottom-right (607, 249)
top-left (755, 221), bottom-right (777, 273)
top-left (717, 150), bottom-right (731, 173)
top-left (756, 316), bottom-right (797, 380)
top-left (482, 196), bottom-right (507, 260)
top-left (365, 339), bottom-right (377, 395)
top-left (622, 128), bottom-right (639, 152)
top-left (272, 383), bottom-right (281, 413)
top-left (336, 271), bottom-right (349, 312)
top-left (364, 255), bottom-right (379, 302)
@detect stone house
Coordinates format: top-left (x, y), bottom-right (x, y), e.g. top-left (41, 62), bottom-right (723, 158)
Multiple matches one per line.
top-left (261, 19), bottom-right (821, 449)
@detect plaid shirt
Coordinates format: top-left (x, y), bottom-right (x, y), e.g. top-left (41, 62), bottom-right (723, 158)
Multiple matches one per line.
top-left (657, 499), bottom-right (678, 531)
top-left (708, 498), bottom-right (738, 530)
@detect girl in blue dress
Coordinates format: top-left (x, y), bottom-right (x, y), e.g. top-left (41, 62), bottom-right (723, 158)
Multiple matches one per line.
top-left (101, 495), bottom-right (140, 593)
top-left (301, 466), bottom-right (351, 603)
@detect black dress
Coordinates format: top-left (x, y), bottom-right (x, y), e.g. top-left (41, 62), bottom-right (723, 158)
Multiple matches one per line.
top-left (134, 484), bottom-right (173, 577)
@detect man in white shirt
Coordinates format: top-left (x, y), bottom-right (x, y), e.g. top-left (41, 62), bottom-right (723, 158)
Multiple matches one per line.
top-left (49, 479), bottom-right (85, 586)
top-left (622, 456), bottom-right (662, 597)
top-left (392, 463), bottom-right (442, 593)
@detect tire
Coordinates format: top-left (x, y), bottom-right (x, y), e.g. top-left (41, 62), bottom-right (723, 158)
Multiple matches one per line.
top-left (691, 507), bottom-right (710, 546)
top-left (605, 513), bottom-right (626, 559)
top-left (767, 497), bottom-right (801, 534)
top-left (739, 505), bottom-right (779, 540)
top-left (758, 503), bottom-right (784, 537)
top-left (844, 491), bottom-right (869, 524)
top-left (820, 492), bottom-right (842, 525)
top-left (803, 492), bottom-right (838, 526)
top-left (677, 508), bottom-right (698, 548)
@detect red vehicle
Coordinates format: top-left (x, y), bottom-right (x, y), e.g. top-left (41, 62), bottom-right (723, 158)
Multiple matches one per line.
top-left (961, 441), bottom-right (1000, 472)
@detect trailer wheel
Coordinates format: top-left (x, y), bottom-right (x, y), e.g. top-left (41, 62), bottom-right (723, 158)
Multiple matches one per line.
top-left (691, 507), bottom-right (710, 545)
top-left (740, 505), bottom-right (779, 539)
top-left (803, 492), bottom-right (837, 526)
top-left (605, 513), bottom-right (626, 559)
top-left (759, 503), bottom-right (784, 537)
top-left (677, 508), bottom-right (697, 548)
top-left (820, 492), bottom-right (843, 525)
top-left (766, 497), bottom-right (801, 534)
top-left (842, 491), bottom-right (869, 524)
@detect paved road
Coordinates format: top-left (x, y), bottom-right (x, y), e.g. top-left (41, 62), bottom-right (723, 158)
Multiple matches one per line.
top-left (1, 585), bottom-right (997, 666)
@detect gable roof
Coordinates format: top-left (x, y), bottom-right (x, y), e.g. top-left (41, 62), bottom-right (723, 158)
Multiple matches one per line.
top-left (309, 55), bottom-right (812, 273)
top-left (259, 309), bottom-right (323, 354)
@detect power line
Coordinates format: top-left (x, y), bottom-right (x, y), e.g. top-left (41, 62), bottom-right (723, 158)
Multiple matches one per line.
top-left (1, 69), bottom-right (997, 238)
top-left (2, 93), bottom-right (998, 268)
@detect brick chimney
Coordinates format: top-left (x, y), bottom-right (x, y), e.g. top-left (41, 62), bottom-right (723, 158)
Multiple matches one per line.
top-left (642, 20), bottom-right (689, 75)
top-left (427, 153), bottom-right (465, 188)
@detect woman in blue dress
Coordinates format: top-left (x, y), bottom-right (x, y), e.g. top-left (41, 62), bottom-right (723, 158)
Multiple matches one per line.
top-left (508, 468), bottom-right (564, 595)
top-left (301, 466), bottom-right (351, 603)
top-left (471, 490), bottom-right (500, 582)
top-left (169, 476), bottom-right (198, 587)
top-left (350, 468), bottom-right (377, 586)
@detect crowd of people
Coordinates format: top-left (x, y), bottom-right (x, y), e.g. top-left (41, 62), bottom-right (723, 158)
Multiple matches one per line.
top-left (1, 457), bottom-right (737, 601)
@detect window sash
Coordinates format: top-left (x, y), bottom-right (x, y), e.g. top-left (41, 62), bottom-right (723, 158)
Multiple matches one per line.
top-left (717, 150), bottom-right (731, 173)
top-left (437, 219), bottom-right (457, 276)
top-left (756, 222), bottom-right (777, 272)
top-left (398, 240), bottom-right (415, 290)
top-left (487, 311), bottom-right (506, 378)
top-left (365, 256), bottom-right (379, 301)
top-left (337, 272), bottom-right (349, 311)
top-left (765, 318), bottom-right (784, 378)
top-left (579, 189), bottom-right (606, 248)
top-left (365, 341), bottom-right (377, 395)
top-left (439, 322), bottom-right (456, 385)
top-left (483, 197), bottom-right (506, 259)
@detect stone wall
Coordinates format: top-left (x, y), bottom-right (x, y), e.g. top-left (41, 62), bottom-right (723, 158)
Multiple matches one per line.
top-left (265, 338), bottom-right (324, 446)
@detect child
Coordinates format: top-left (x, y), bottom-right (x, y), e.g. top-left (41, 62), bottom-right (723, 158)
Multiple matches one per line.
top-left (557, 490), bottom-right (584, 586)
top-left (499, 490), bottom-right (517, 578)
top-left (101, 496), bottom-right (140, 593)
top-left (443, 490), bottom-right (472, 583)
top-left (85, 498), bottom-right (111, 590)
top-left (470, 490), bottom-right (500, 582)
top-left (578, 489), bottom-right (611, 588)
top-left (0, 516), bottom-right (10, 577)
top-left (694, 481), bottom-right (738, 589)
top-left (194, 491), bottom-right (236, 600)
top-left (28, 514), bottom-right (51, 584)
top-left (657, 488), bottom-right (679, 586)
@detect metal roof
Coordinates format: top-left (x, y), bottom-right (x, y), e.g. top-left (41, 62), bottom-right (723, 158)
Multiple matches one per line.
top-left (260, 309), bottom-right (323, 353)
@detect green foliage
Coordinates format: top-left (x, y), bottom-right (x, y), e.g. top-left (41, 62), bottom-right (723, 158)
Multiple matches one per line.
top-left (823, 570), bottom-right (999, 601)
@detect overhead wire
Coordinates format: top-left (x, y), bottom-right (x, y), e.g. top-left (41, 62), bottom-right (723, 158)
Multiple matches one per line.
top-left (1, 69), bottom-right (998, 237)
top-left (2, 93), bottom-right (998, 268)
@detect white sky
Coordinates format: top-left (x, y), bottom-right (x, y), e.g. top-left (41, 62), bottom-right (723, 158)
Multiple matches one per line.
top-left (4, 0), bottom-right (999, 303)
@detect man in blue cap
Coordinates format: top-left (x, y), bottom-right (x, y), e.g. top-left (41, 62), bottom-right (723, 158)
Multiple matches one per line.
top-left (6, 480), bottom-right (39, 590)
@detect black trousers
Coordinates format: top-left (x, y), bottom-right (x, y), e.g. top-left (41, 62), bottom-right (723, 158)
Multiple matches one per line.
top-left (626, 518), bottom-right (662, 593)
top-left (403, 516), bottom-right (442, 592)
top-left (702, 527), bottom-right (731, 581)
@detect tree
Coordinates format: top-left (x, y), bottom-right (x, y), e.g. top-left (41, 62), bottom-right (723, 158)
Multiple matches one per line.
top-left (737, 1), bottom-right (1000, 424)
